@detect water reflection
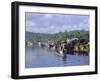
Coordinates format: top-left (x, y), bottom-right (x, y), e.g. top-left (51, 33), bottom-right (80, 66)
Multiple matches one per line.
top-left (59, 55), bottom-right (68, 66)
top-left (25, 46), bottom-right (89, 68)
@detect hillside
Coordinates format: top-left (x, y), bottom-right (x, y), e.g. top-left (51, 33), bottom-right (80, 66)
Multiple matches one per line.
top-left (25, 30), bottom-right (89, 42)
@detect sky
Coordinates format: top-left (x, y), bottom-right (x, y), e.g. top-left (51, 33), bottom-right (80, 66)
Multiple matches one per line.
top-left (25, 12), bottom-right (89, 34)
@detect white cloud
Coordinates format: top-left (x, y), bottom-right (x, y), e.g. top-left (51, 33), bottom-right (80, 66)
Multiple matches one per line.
top-left (44, 14), bottom-right (53, 19)
top-left (26, 20), bottom-right (36, 27)
top-left (60, 24), bottom-right (83, 32)
top-left (50, 26), bottom-right (55, 29)
top-left (79, 19), bottom-right (89, 31)
top-left (26, 20), bottom-right (37, 32)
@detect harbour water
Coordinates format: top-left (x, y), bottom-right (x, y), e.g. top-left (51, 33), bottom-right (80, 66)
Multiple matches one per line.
top-left (25, 46), bottom-right (89, 68)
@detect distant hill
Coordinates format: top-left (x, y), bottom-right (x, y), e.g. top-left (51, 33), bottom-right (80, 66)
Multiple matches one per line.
top-left (25, 32), bottom-right (51, 42)
top-left (25, 30), bottom-right (89, 42)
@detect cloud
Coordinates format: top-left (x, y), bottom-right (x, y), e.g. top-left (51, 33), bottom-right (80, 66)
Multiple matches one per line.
top-left (78, 19), bottom-right (89, 31)
top-left (44, 14), bottom-right (53, 19)
top-left (26, 20), bottom-right (37, 32)
top-left (26, 20), bottom-right (36, 27)
top-left (25, 12), bottom-right (89, 33)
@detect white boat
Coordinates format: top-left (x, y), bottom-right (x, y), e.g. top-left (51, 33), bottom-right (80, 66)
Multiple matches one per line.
top-left (59, 50), bottom-right (64, 56)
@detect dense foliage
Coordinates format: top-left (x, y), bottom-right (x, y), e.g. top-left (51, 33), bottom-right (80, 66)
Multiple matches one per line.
top-left (26, 30), bottom-right (89, 42)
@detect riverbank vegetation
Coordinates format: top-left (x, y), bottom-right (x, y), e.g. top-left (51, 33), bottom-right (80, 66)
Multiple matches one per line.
top-left (25, 30), bottom-right (89, 54)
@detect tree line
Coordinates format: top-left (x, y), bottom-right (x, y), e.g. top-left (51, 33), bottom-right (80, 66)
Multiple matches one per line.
top-left (26, 30), bottom-right (89, 42)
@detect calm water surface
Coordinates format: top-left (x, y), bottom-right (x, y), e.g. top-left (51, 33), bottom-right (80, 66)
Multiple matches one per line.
top-left (25, 47), bottom-right (89, 68)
